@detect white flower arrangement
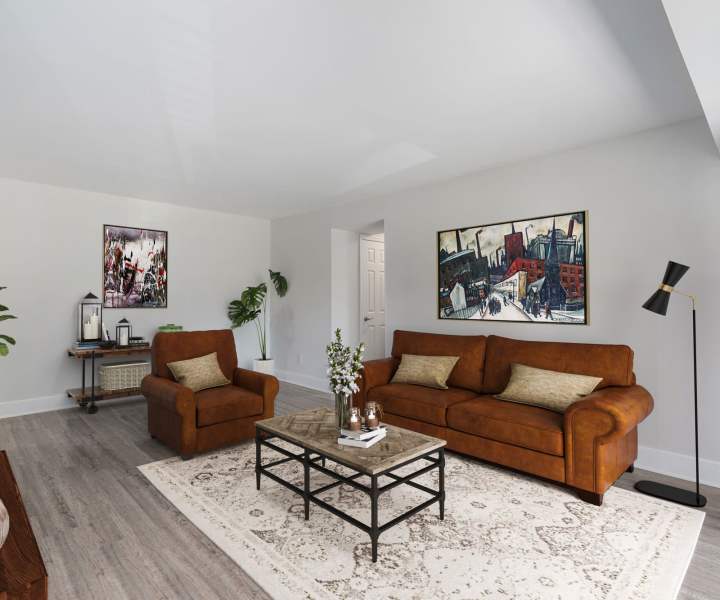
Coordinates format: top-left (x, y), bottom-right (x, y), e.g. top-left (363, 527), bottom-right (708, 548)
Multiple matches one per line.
top-left (326, 328), bottom-right (365, 396)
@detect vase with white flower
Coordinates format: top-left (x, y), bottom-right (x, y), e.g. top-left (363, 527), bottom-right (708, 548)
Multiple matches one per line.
top-left (326, 328), bottom-right (365, 429)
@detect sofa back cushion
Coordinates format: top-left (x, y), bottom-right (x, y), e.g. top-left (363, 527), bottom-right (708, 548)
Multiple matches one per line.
top-left (482, 335), bottom-right (634, 394)
top-left (391, 330), bottom-right (486, 393)
top-left (152, 329), bottom-right (238, 381)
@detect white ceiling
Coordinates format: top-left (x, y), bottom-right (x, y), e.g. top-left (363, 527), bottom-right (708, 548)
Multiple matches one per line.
top-left (0, 0), bottom-right (703, 218)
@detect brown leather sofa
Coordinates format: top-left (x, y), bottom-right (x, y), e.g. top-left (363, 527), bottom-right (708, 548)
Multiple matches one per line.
top-left (141, 330), bottom-right (279, 459)
top-left (355, 330), bottom-right (653, 505)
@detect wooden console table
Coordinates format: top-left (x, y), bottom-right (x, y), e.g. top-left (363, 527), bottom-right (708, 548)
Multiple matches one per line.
top-left (0, 451), bottom-right (48, 600)
top-left (66, 346), bottom-right (152, 413)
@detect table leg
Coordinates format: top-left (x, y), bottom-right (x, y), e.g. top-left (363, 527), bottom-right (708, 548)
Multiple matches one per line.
top-left (439, 448), bottom-right (445, 521)
top-left (87, 351), bottom-right (98, 414)
top-left (255, 430), bottom-right (262, 491)
top-left (303, 449), bottom-right (310, 520)
top-left (371, 474), bottom-right (379, 562)
top-left (79, 358), bottom-right (88, 409)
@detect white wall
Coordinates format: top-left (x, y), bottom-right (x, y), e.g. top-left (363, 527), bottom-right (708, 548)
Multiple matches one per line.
top-left (0, 178), bottom-right (270, 417)
top-left (330, 229), bottom-right (360, 347)
top-left (270, 118), bottom-right (720, 485)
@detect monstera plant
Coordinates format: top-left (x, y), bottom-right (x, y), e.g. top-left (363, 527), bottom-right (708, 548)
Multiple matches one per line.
top-left (0, 287), bottom-right (17, 356)
top-left (228, 270), bottom-right (288, 373)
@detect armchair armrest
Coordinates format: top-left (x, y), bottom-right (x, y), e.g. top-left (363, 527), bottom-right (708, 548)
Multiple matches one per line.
top-left (141, 375), bottom-right (195, 416)
top-left (233, 368), bottom-right (279, 413)
top-left (353, 357), bottom-right (399, 411)
top-left (564, 384), bottom-right (653, 494)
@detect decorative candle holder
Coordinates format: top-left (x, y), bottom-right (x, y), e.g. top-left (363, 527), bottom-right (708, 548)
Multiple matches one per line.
top-left (349, 407), bottom-right (361, 431)
top-left (365, 401), bottom-right (379, 429)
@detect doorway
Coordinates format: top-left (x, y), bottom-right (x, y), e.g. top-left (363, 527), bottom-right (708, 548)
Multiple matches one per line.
top-left (359, 233), bottom-right (386, 360)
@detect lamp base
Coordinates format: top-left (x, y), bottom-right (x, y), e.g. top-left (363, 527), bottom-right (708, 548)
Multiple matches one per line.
top-left (635, 480), bottom-right (707, 508)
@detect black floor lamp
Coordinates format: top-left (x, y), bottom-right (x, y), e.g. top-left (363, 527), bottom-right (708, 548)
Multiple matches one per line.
top-left (635, 261), bottom-right (707, 508)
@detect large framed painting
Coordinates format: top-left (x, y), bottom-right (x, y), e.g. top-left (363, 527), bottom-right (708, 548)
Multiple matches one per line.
top-left (103, 225), bottom-right (168, 308)
top-left (438, 211), bottom-right (587, 324)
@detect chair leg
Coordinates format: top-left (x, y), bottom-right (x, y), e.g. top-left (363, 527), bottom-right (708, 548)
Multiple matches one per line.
top-left (577, 490), bottom-right (603, 506)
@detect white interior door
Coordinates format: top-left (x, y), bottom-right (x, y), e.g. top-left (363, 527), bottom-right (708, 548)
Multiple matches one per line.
top-left (360, 237), bottom-right (386, 360)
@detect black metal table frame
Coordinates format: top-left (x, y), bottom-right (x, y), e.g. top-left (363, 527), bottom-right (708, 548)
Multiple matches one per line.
top-left (255, 429), bottom-right (445, 562)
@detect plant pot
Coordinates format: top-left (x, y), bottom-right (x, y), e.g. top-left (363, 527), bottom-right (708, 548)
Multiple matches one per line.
top-left (0, 497), bottom-right (8, 550)
top-left (253, 358), bottom-right (275, 375)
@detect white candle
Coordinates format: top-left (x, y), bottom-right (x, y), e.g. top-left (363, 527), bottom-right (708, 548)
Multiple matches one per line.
top-left (119, 328), bottom-right (129, 346)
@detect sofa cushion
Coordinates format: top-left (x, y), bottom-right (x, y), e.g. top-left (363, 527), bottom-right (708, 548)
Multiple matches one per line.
top-left (446, 396), bottom-right (564, 456)
top-left (391, 354), bottom-right (459, 389)
top-left (167, 352), bottom-right (231, 392)
top-left (368, 383), bottom-right (477, 427)
top-left (391, 330), bottom-right (486, 393)
top-left (196, 386), bottom-right (263, 427)
top-left (497, 363), bottom-right (602, 413)
top-left (482, 335), bottom-right (634, 394)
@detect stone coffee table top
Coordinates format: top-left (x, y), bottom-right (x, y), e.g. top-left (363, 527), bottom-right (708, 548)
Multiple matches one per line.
top-left (256, 407), bottom-right (446, 475)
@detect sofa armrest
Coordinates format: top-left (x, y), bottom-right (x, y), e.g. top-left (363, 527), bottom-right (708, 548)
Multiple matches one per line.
top-left (141, 375), bottom-right (195, 416)
top-left (564, 385), bottom-right (654, 493)
top-left (233, 368), bottom-right (279, 413)
top-left (353, 357), bottom-right (399, 411)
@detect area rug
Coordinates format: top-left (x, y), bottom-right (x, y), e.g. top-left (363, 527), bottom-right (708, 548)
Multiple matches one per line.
top-left (139, 441), bottom-right (704, 600)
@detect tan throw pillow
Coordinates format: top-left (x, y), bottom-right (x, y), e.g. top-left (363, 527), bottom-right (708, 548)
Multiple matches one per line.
top-left (391, 354), bottom-right (460, 390)
top-left (167, 352), bottom-right (231, 392)
top-left (496, 363), bottom-right (602, 413)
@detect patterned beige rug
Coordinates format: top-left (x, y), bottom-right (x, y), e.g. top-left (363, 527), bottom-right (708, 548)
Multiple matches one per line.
top-left (139, 440), bottom-right (704, 600)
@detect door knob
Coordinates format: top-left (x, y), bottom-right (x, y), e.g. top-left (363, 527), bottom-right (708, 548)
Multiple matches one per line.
top-left (364, 316), bottom-right (372, 322)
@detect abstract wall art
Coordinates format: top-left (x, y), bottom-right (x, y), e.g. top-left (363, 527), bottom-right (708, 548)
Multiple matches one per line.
top-left (438, 211), bottom-right (587, 324)
top-left (103, 225), bottom-right (168, 308)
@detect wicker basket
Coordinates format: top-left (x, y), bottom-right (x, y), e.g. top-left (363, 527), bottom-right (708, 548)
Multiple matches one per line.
top-left (99, 361), bottom-right (151, 391)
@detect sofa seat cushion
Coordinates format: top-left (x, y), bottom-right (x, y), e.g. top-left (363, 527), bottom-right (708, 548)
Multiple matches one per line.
top-left (446, 396), bottom-right (564, 456)
top-left (368, 383), bottom-right (476, 427)
top-left (196, 386), bottom-right (263, 427)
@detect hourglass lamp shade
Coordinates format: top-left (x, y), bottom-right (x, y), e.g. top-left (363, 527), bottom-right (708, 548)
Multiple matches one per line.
top-left (642, 261), bottom-right (690, 316)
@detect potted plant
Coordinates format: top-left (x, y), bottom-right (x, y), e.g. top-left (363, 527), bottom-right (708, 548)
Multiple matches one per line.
top-left (228, 270), bottom-right (288, 374)
top-left (0, 286), bottom-right (17, 357)
top-left (326, 328), bottom-right (365, 428)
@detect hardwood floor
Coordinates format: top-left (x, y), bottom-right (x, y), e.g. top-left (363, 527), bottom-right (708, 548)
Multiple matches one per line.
top-left (0, 383), bottom-right (717, 599)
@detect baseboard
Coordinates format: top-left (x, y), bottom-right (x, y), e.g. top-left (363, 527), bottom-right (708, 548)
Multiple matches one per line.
top-left (637, 445), bottom-right (720, 489)
top-left (0, 393), bottom-right (75, 419)
top-left (275, 369), bottom-right (328, 393)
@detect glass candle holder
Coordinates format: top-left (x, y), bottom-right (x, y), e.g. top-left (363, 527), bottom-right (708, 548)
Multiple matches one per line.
top-left (349, 407), bottom-right (361, 431)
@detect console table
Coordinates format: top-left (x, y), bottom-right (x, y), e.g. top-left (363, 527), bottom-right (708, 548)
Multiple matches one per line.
top-left (0, 451), bottom-right (47, 600)
top-left (66, 346), bottom-right (152, 413)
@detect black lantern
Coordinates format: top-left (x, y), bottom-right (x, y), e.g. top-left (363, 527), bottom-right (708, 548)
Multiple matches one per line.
top-left (116, 318), bottom-right (132, 347)
top-left (78, 292), bottom-right (103, 342)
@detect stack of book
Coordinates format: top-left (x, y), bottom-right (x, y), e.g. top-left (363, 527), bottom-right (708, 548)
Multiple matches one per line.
top-left (337, 425), bottom-right (386, 448)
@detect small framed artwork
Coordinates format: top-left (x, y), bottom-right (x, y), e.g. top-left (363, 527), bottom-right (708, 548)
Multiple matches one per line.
top-left (437, 211), bottom-right (587, 324)
top-left (103, 225), bottom-right (168, 308)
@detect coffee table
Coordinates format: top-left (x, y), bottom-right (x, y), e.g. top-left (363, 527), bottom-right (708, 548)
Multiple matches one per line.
top-left (255, 407), bottom-right (446, 562)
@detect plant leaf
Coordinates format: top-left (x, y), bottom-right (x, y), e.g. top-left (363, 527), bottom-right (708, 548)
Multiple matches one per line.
top-left (269, 270), bottom-right (288, 297)
top-left (0, 305), bottom-right (8, 311)
top-left (0, 315), bottom-right (17, 322)
top-left (0, 334), bottom-right (15, 345)
top-left (0, 342), bottom-right (7, 356)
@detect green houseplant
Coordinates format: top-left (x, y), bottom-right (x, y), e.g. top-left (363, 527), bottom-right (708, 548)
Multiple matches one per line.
top-left (0, 287), bottom-right (17, 357)
top-left (228, 270), bottom-right (288, 374)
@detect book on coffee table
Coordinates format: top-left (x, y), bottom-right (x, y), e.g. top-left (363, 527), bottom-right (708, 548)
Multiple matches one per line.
top-left (339, 425), bottom-right (386, 441)
top-left (338, 428), bottom-right (387, 448)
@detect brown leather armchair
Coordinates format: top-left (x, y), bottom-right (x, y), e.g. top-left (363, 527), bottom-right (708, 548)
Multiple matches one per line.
top-left (141, 329), bottom-right (278, 459)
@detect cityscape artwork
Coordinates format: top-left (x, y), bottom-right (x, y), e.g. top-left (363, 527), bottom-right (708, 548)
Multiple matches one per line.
top-left (438, 211), bottom-right (587, 324)
top-left (103, 225), bottom-right (168, 308)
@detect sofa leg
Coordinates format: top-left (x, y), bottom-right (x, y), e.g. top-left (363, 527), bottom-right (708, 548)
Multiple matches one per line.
top-left (626, 463), bottom-right (635, 473)
top-left (181, 454), bottom-right (194, 461)
top-left (577, 490), bottom-right (604, 506)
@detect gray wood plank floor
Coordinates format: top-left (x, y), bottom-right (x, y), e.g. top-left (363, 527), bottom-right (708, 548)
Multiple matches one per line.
top-left (0, 383), bottom-right (717, 599)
